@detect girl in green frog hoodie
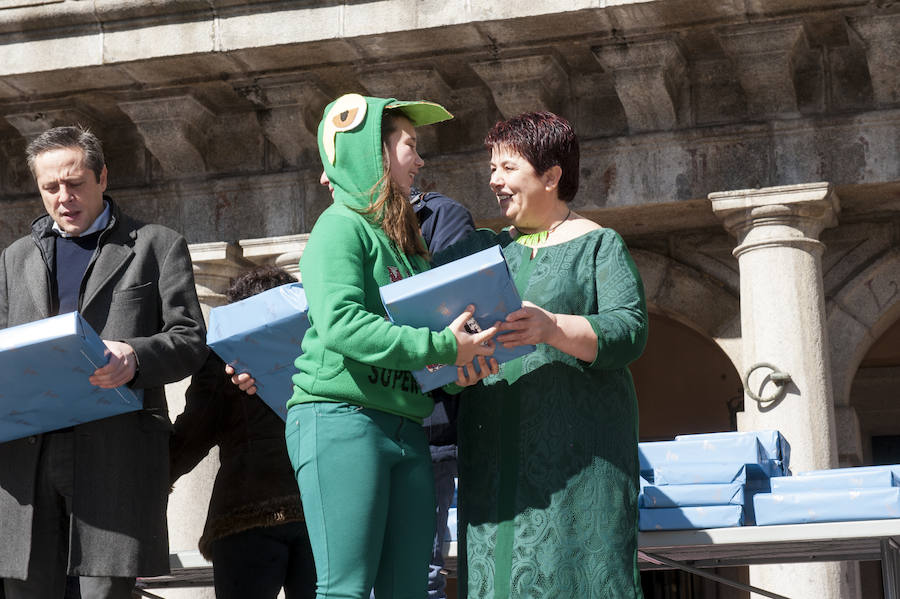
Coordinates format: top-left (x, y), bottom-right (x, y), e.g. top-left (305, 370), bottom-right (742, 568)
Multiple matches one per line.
top-left (282, 94), bottom-right (497, 599)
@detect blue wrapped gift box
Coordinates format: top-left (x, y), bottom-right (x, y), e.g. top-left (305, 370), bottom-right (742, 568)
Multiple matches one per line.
top-left (676, 430), bottom-right (790, 475)
top-left (641, 482), bottom-right (745, 509)
top-left (639, 436), bottom-right (765, 475)
top-left (640, 433), bottom-right (785, 482)
top-left (652, 463), bottom-right (748, 486)
top-left (639, 505), bottom-right (744, 531)
top-left (0, 312), bottom-right (142, 443)
top-left (754, 487), bottom-right (900, 526)
top-left (380, 245), bottom-right (534, 392)
top-left (207, 282), bottom-right (309, 420)
top-left (797, 464), bottom-right (900, 480)
top-left (771, 469), bottom-right (895, 493)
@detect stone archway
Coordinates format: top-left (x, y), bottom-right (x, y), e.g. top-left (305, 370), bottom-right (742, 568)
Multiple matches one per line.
top-left (828, 247), bottom-right (900, 599)
top-left (631, 312), bottom-right (744, 440)
top-left (631, 249), bottom-right (742, 375)
top-left (628, 249), bottom-right (743, 438)
top-left (827, 247), bottom-right (900, 410)
top-left (826, 247), bottom-right (900, 467)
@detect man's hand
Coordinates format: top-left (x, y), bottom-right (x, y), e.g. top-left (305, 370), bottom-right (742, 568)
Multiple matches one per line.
top-left (225, 364), bottom-right (257, 395)
top-left (90, 340), bottom-right (138, 388)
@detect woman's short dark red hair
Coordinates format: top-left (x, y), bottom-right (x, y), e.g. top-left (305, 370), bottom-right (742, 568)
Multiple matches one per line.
top-left (485, 111), bottom-right (580, 203)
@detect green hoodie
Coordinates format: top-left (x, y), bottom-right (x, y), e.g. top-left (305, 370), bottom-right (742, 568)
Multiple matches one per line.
top-left (288, 94), bottom-right (458, 422)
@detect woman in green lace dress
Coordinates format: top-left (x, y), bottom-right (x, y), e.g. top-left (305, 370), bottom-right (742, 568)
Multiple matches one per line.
top-left (448, 112), bottom-right (648, 598)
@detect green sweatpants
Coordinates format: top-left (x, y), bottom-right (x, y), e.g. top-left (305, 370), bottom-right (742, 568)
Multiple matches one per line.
top-left (286, 402), bottom-right (435, 599)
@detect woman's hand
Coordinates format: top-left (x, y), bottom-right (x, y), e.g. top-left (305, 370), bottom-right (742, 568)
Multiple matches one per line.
top-left (450, 304), bottom-right (498, 366)
top-left (497, 301), bottom-right (558, 347)
top-left (498, 301), bottom-right (600, 363)
top-left (225, 364), bottom-right (258, 395)
top-left (455, 355), bottom-right (499, 387)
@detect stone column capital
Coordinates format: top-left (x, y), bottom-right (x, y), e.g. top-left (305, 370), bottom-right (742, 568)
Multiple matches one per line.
top-left (710, 182), bottom-right (840, 257)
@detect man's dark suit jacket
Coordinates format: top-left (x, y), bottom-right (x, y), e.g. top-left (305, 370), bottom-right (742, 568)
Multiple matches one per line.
top-left (0, 198), bottom-right (207, 579)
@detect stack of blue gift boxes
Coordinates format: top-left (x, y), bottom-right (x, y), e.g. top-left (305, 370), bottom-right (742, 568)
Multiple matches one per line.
top-left (638, 430), bottom-right (790, 531)
top-left (639, 431), bottom-right (900, 531)
top-left (753, 465), bottom-right (900, 525)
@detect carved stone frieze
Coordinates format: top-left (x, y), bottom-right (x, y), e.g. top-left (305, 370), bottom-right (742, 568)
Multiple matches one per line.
top-left (850, 13), bottom-right (900, 107)
top-left (118, 95), bottom-right (215, 177)
top-left (235, 78), bottom-right (329, 167)
top-left (592, 37), bottom-right (687, 132)
top-left (4, 106), bottom-right (104, 142)
top-left (716, 21), bottom-right (809, 118)
top-left (471, 55), bottom-right (569, 119)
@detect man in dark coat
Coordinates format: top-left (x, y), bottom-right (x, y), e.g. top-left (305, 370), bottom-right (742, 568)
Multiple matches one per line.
top-left (0, 126), bottom-right (208, 599)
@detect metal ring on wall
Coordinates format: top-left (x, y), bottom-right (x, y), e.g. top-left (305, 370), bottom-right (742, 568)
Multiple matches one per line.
top-left (743, 362), bottom-right (792, 404)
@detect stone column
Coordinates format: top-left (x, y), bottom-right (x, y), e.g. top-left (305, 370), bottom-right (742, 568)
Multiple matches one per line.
top-left (710, 182), bottom-right (859, 599)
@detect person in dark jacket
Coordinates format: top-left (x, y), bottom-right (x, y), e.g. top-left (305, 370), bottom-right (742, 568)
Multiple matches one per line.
top-left (170, 265), bottom-right (315, 599)
top-left (411, 186), bottom-right (475, 599)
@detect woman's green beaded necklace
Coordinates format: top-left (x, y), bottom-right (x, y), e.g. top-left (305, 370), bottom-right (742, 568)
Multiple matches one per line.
top-left (514, 209), bottom-right (572, 247)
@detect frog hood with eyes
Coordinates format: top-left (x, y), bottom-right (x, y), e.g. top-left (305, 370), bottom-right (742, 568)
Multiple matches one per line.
top-left (317, 93), bottom-right (452, 209)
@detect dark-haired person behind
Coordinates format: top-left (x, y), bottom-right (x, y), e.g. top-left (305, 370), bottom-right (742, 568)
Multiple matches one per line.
top-left (170, 265), bottom-right (315, 599)
top-left (437, 112), bottom-right (648, 598)
top-left (410, 186), bottom-right (475, 599)
top-left (0, 126), bottom-right (207, 599)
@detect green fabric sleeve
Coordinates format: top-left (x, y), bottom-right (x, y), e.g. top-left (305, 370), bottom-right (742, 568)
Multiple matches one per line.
top-left (580, 231), bottom-right (648, 370)
top-left (300, 209), bottom-right (458, 370)
top-left (442, 382), bottom-right (464, 395)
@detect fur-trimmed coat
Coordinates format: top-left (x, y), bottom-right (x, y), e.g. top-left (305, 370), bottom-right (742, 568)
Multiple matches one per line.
top-left (170, 353), bottom-right (304, 559)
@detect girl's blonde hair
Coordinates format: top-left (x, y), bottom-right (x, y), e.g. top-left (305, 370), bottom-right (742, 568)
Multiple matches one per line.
top-left (359, 111), bottom-right (428, 259)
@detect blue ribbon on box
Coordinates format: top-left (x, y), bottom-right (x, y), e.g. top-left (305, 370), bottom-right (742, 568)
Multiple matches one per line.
top-left (207, 282), bottom-right (309, 421)
top-left (0, 312), bottom-right (141, 442)
top-left (379, 245), bottom-right (535, 393)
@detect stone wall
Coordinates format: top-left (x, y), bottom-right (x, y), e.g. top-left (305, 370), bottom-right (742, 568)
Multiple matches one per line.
top-left (1, 1), bottom-right (898, 597)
